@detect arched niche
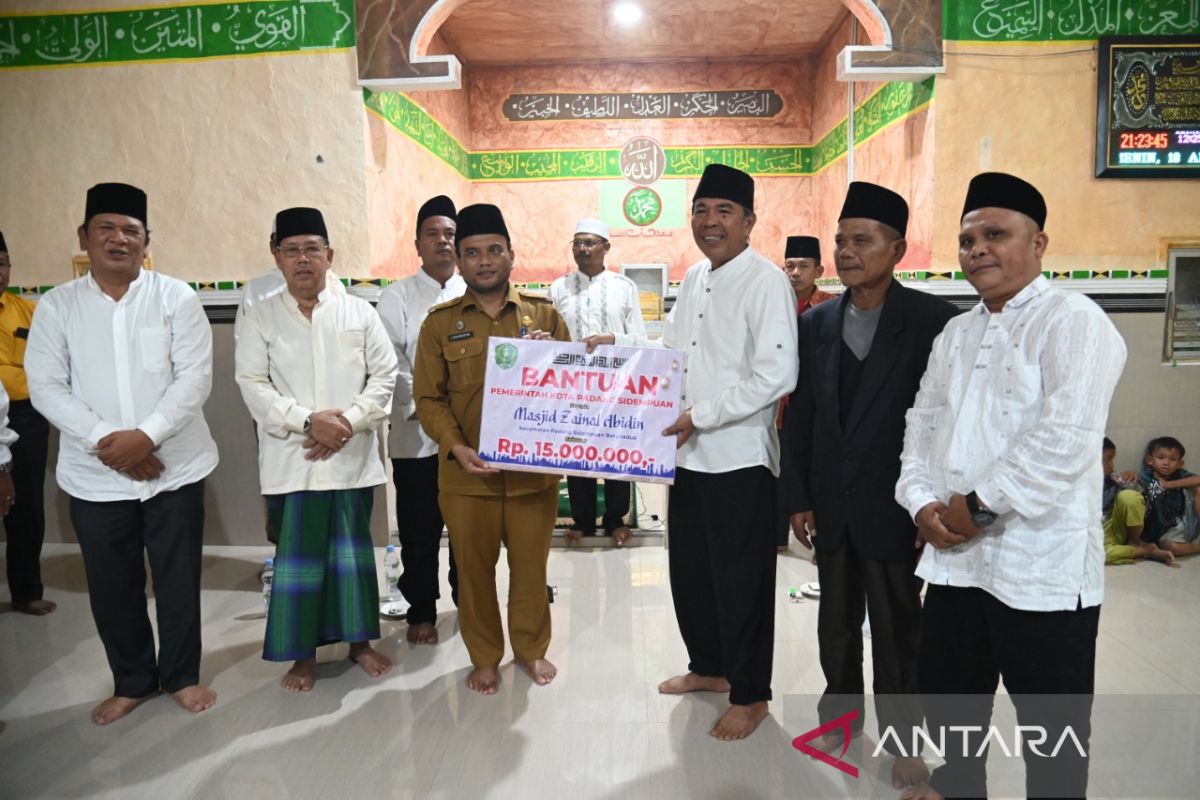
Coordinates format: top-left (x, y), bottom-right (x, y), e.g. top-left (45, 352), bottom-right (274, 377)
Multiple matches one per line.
top-left (354, 0), bottom-right (943, 90)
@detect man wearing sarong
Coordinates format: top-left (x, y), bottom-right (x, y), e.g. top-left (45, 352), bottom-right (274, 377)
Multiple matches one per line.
top-left (235, 207), bottom-right (398, 692)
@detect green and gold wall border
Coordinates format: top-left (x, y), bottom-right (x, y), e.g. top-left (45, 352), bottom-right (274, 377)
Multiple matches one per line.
top-left (945, 1), bottom-right (1200, 43)
top-left (0, 0), bottom-right (354, 70)
top-left (363, 89), bottom-right (470, 177)
top-left (366, 76), bottom-right (935, 183)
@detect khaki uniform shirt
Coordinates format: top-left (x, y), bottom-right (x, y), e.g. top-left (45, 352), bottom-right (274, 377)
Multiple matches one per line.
top-left (414, 284), bottom-right (570, 497)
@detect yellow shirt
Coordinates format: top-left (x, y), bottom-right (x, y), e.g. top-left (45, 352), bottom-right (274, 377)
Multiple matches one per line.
top-left (414, 284), bottom-right (570, 497)
top-left (0, 292), bottom-right (36, 401)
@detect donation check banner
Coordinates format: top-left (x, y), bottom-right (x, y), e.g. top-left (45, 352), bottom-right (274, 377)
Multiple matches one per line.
top-left (477, 338), bottom-right (684, 483)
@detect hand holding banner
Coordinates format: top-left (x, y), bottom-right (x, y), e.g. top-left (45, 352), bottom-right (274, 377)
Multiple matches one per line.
top-left (477, 338), bottom-right (684, 483)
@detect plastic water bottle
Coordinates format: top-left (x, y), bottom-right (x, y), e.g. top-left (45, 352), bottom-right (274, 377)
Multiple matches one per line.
top-left (384, 545), bottom-right (402, 602)
top-left (262, 558), bottom-right (274, 615)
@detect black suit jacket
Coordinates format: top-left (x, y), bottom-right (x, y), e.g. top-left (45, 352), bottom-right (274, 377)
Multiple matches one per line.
top-left (781, 280), bottom-right (958, 562)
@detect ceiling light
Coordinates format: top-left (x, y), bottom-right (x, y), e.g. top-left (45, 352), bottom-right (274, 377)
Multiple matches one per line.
top-left (612, 2), bottom-right (643, 26)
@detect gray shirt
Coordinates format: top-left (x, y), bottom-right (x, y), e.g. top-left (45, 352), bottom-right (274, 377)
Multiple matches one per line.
top-left (842, 300), bottom-right (884, 361)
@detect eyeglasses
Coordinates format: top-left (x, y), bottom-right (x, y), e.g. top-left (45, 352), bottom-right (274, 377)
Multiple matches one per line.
top-left (571, 239), bottom-right (605, 250)
top-left (277, 244), bottom-right (328, 260)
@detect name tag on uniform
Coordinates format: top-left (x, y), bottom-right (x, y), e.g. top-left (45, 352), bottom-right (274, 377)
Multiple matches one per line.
top-left (448, 331), bottom-right (474, 342)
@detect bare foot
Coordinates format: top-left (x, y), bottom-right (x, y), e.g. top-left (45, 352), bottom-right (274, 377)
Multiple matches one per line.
top-left (91, 694), bottom-right (153, 725)
top-left (520, 658), bottom-right (557, 686)
top-left (709, 701), bottom-right (770, 741)
top-left (658, 672), bottom-right (730, 694)
top-left (809, 731), bottom-right (853, 751)
top-left (407, 622), bottom-right (440, 644)
top-left (282, 659), bottom-right (317, 692)
top-left (467, 665), bottom-right (500, 695)
top-left (171, 685), bottom-right (217, 714)
top-left (564, 529), bottom-right (583, 544)
top-left (612, 526), bottom-right (633, 546)
top-left (12, 599), bottom-right (57, 616)
top-left (349, 642), bottom-right (392, 677)
top-left (892, 755), bottom-right (931, 789)
top-left (901, 783), bottom-right (945, 800)
top-left (1148, 546), bottom-right (1180, 567)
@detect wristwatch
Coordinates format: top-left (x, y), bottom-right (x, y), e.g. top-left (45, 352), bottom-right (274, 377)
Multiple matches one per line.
top-left (303, 415), bottom-right (312, 433)
top-left (966, 491), bottom-right (997, 528)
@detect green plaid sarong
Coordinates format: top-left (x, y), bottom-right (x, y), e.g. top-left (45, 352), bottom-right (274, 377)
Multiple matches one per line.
top-left (262, 488), bottom-right (381, 662)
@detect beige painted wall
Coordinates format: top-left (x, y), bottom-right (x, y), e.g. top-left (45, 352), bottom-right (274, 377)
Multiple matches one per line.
top-left (0, 0), bottom-right (370, 286)
top-left (365, 107), bottom-right (472, 279)
top-left (1106, 313), bottom-right (1200, 471)
top-left (932, 42), bottom-right (1200, 272)
top-left (809, 13), bottom-right (934, 270)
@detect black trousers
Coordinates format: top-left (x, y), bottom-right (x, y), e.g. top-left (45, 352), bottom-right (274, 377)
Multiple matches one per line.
top-left (920, 584), bottom-right (1099, 799)
top-left (668, 466), bottom-right (776, 705)
top-left (4, 400), bottom-right (49, 603)
top-left (70, 480), bottom-right (206, 698)
top-left (774, 434), bottom-right (791, 546)
top-left (816, 534), bottom-right (924, 754)
top-left (391, 455), bottom-right (457, 625)
top-left (566, 475), bottom-right (631, 534)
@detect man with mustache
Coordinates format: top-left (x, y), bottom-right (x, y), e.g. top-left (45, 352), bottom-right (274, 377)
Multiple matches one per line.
top-left (236, 207), bottom-right (398, 693)
top-left (376, 195), bottom-right (466, 644)
top-left (549, 217), bottom-right (646, 546)
top-left (26, 182), bottom-right (219, 725)
top-left (897, 173), bottom-right (1125, 799)
top-left (414, 203), bottom-right (570, 696)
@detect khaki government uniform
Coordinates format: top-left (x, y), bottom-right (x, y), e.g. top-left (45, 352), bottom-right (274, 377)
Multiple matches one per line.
top-left (414, 284), bottom-right (569, 667)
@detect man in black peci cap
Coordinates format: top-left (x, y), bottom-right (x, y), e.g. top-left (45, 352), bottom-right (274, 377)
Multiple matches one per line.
top-left (781, 181), bottom-right (957, 789)
top-left (26, 183), bottom-right (220, 725)
top-left (237, 206), bottom-right (398, 694)
top-left (376, 195), bottom-right (466, 645)
top-left (590, 163), bottom-right (799, 740)
top-left (897, 172), bottom-right (1125, 799)
top-left (413, 203), bottom-right (570, 696)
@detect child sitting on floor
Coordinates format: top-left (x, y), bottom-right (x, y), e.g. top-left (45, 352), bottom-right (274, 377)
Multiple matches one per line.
top-left (1103, 438), bottom-right (1175, 566)
top-left (1139, 435), bottom-right (1200, 559)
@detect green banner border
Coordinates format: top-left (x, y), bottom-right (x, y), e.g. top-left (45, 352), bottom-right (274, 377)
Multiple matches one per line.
top-left (0, 0), bottom-right (354, 70)
top-left (946, 0), bottom-right (1200, 43)
top-left (365, 76), bottom-right (935, 182)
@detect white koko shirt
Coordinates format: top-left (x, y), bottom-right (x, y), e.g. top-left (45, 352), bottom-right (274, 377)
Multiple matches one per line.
top-left (615, 246), bottom-right (798, 476)
top-left (233, 267), bottom-right (343, 340)
top-left (896, 276), bottom-right (1126, 612)
top-left (549, 268), bottom-right (648, 342)
top-left (235, 283), bottom-right (398, 494)
top-left (26, 269), bottom-right (219, 502)
top-left (375, 268), bottom-right (466, 459)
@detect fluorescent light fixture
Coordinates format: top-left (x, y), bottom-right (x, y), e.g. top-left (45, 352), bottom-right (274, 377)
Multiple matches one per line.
top-left (612, 2), bottom-right (644, 25)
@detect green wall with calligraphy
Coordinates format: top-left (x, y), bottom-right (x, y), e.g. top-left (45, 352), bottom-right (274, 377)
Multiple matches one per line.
top-left (365, 77), bottom-right (935, 183)
top-left (946, 0), bottom-right (1200, 42)
top-left (0, 0), bottom-right (354, 69)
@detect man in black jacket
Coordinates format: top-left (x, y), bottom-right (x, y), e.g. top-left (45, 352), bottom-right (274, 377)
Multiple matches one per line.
top-left (782, 182), bottom-right (957, 790)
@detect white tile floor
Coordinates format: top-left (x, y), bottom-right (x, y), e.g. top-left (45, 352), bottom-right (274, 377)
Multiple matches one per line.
top-left (0, 542), bottom-right (1196, 799)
